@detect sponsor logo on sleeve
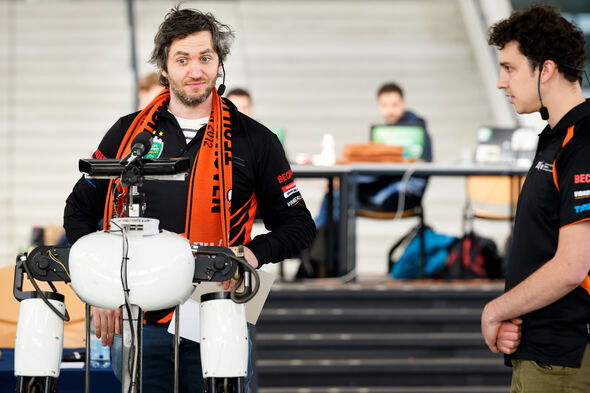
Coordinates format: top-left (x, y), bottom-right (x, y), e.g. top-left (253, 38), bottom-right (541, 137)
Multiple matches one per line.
top-left (574, 190), bottom-right (590, 199)
top-left (277, 169), bottom-right (293, 184)
top-left (287, 195), bottom-right (302, 206)
top-left (574, 202), bottom-right (590, 213)
top-left (574, 173), bottom-right (590, 184)
top-left (93, 149), bottom-right (107, 159)
top-left (282, 181), bottom-right (300, 199)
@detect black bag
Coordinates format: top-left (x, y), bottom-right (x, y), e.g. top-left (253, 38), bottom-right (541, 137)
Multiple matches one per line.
top-left (437, 232), bottom-right (503, 279)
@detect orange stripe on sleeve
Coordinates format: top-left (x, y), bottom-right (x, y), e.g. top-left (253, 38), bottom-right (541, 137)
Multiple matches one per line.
top-left (581, 275), bottom-right (590, 296)
top-left (560, 217), bottom-right (590, 231)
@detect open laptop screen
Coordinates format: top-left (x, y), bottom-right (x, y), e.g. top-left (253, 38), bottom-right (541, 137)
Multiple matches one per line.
top-left (370, 125), bottom-right (426, 159)
top-left (475, 126), bottom-right (537, 164)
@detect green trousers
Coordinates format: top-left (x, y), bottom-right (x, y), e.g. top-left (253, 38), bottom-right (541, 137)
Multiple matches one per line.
top-left (511, 343), bottom-right (590, 393)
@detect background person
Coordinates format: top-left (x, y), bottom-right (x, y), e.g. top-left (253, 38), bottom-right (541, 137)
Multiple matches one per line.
top-left (356, 82), bottom-right (433, 212)
top-left (227, 87), bottom-right (253, 117)
top-left (481, 4), bottom-right (590, 392)
top-left (64, 6), bottom-right (315, 392)
top-left (137, 71), bottom-right (164, 109)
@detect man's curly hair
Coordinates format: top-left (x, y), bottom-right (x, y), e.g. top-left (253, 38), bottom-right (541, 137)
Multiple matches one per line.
top-left (149, 5), bottom-right (235, 87)
top-left (488, 3), bottom-right (586, 83)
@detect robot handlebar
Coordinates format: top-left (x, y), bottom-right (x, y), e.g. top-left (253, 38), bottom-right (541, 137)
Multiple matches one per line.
top-left (15, 243), bottom-right (259, 303)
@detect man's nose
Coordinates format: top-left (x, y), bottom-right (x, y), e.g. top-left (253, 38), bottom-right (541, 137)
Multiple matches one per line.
top-left (187, 63), bottom-right (204, 78)
top-left (497, 73), bottom-right (507, 89)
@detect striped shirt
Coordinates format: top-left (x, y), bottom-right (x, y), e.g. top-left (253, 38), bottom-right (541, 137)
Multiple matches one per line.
top-left (171, 113), bottom-right (209, 145)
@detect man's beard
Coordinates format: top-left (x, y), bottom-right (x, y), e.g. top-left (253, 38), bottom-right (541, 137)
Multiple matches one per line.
top-left (170, 77), bottom-right (217, 107)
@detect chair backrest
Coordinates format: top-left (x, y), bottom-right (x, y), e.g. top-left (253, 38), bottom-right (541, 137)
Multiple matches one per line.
top-left (370, 125), bottom-right (426, 160)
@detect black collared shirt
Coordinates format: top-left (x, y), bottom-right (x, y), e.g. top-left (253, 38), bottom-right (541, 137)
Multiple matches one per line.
top-left (505, 100), bottom-right (590, 367)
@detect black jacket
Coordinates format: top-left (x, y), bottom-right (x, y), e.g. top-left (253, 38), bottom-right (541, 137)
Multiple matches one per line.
top-left (64, 99), bottom-right (316, 321)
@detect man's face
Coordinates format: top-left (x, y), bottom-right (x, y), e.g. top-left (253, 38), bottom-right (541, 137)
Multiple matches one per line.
top-left (497, 40), bottom-right (540, 115)
top-left (378, 91), bottom-right (405, 124)
top-left (162, 31), bottom-right (220, 107)
top-left (228, 94), bottom-right (252, 116)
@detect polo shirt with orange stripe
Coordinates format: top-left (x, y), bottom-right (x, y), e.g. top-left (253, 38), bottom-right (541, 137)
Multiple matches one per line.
top-left (505, 99), bottom-right (590, 368)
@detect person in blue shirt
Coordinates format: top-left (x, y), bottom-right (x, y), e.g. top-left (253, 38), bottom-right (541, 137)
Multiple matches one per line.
top-left (315, 82), bottom-right (433, 228)
top-left (357, 82), bottom-right (433, 212)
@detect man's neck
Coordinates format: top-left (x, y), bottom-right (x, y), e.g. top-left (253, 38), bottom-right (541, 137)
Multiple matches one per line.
top-left (545, 83), bottom-right (585, 129)
top-left (168, 93), bottom-right (213, 119)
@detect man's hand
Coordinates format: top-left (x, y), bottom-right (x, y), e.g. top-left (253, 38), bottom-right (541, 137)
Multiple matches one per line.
top-left (93, 307), bottom-right (122, 347)
top-left (219, 246), bottom-right (259, 291)
top-left (496, 318), bottom-right (522, 354)
top-left (482, 301), bottom-right (523, 354)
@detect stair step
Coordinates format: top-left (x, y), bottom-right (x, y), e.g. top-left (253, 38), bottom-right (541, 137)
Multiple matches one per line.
top-left (254, 332), bottom-right (496, 359)
top-left (258, 387), bottom-right (511, 393)
top-left (257, 307), bottom-right (484, 333)
top-left (257, 358), bottom-right (511, 387)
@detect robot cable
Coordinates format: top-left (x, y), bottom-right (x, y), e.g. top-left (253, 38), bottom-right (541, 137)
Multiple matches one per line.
top-left (21, 255), bottom-right (70, 322)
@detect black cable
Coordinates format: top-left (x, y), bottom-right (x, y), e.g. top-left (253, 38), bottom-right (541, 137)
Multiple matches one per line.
top-left (21, 256), bottom-right (70, 322)
top-left (110, 220), bottom-right (138, 393)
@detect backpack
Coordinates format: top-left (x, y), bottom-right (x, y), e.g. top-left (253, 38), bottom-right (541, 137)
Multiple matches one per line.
top-left (437, 232), bottom-right (503, 279)
top-left (389, 225), bottom-right (457, 279)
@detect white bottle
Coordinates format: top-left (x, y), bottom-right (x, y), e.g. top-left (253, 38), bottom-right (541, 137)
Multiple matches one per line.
top-left (90, 319), bottom-right (111, 368)
top-left (320, 133), bottom-right (336, 166)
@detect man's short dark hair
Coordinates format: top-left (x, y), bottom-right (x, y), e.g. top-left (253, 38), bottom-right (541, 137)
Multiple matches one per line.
top-left (377, 83), bottom-right (404, 98)
top-left (149, 5), bottom-right (235, 86)
top-left (226, 88), bottom-right (251, 98)
top-left (488, 4), bottom-right (586, 83)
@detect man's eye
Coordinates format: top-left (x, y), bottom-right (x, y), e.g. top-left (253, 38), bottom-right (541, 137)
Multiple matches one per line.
top-left (201, 56), bottom-right (211, 62)
top-left (177, 58), bottom-right (187, 65)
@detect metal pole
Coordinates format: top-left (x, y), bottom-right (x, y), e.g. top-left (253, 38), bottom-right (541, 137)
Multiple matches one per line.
top-left (126, 0), bottom-right (139, 110)
top-left (174, 305), bottom-right (180, 393)
top-left (85, 303), bottom-right (91, 393)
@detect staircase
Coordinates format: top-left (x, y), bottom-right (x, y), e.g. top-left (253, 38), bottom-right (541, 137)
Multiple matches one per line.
top-left (254, 281), bottom-right (510, 393)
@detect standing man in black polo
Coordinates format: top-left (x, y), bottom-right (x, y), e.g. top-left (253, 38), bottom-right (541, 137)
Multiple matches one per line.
top-left (481, 4), bottom-right (590, 392)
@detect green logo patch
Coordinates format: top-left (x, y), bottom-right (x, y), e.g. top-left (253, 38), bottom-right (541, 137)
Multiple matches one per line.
top-left (144, 136), bottom-right (164, 159)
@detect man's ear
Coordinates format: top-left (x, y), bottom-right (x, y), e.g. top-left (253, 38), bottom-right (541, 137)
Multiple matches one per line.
top-left (540, 60), bottom-right (558, 83)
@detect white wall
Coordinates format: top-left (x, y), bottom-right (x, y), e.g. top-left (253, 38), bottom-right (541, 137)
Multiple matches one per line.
top-left (1, 0), bottom-right (504, 275)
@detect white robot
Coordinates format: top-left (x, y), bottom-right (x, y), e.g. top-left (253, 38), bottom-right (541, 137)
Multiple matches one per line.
top-left (13, 147), bottom-right (259, 393)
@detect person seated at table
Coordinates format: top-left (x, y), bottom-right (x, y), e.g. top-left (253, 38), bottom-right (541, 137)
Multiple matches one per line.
top-left (358, 82), bottom-right (433, 212)
top-left (315, 82), bottom-right (433, 228)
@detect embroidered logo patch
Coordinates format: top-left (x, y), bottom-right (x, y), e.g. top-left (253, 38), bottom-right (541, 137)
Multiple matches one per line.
top-left (534, 161), bottom-right (552, 173)
top-left (144, 135), bottom-right (164, 159)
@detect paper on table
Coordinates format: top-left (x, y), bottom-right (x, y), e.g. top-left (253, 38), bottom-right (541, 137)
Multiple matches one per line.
top-left (190, 269), bottom-right (276, 325)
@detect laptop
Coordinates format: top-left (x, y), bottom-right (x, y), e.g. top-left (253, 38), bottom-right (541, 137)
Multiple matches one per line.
top-left (370, 125), bottom-right (426, 160)
top-left (475, 126), bottom-right (537, 165)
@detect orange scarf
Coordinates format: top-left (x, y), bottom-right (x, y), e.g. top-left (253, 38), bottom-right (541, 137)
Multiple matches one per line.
top-left (103, 88), bottom-right (233, 247)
